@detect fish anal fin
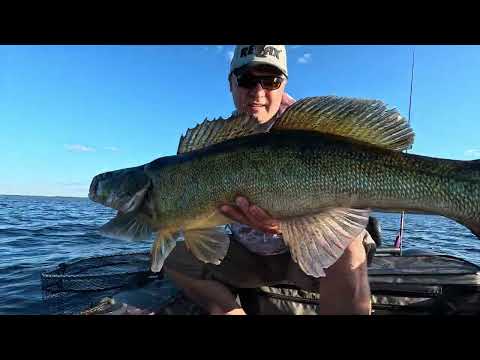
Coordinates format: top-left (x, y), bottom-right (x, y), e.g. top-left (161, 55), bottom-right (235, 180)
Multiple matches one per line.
top-left (279, 208), bottom-right (370, 278)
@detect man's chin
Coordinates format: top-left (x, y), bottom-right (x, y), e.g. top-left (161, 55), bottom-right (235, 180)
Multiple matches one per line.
top-left (248, 110), bottom-right (271, 123)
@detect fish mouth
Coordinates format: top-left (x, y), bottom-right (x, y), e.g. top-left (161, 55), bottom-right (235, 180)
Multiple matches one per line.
top-left (88, 172), bottom-right (114, 205)
top-left (89, 171), bottom-right (132, 209)
top-left (88, 166), bottom-right (150, 210)
top-left (88, 173), bottom-right (100, 201)
top-left (89, 174), bottom-right (100, 199)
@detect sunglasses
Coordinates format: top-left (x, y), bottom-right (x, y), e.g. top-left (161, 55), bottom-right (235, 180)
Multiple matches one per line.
top-left (236, 73), bottom-right (284, 91)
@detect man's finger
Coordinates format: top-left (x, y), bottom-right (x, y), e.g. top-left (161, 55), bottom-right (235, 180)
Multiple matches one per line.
top-left (221, 197), bottom-right (282, 234)
top-left (250, 205), bottom-right (274, 222)
top-left (233, 197), bottom-right (282, 234)
top-left (235, 196), bottom-right (250, 213)
top-left (238, 199), bottom-right (270, 231)
top-left (246, 214), bottom-right (281, 234)
top-left (234, 196), bottom-right (262, 227)
top-left (258, 223), bottom-right (282, 235)
top-left (249, 205), bottom-right (281, 233)
top-left (220, 205), bottom-right (253, 227)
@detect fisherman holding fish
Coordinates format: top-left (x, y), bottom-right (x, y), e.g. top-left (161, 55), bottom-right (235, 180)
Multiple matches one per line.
top-left (162, 45), bottom-right (375, 315)
top-left (90, 44), bottom-right (480, 315)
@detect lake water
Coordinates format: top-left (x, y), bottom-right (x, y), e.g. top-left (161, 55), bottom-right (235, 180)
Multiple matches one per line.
top-left (1, 194), bottom-right (479, 314)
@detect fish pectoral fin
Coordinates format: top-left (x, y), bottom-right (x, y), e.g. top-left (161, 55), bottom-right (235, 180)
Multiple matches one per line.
top-left (183, 227), bottom-right (230, 265)
top-left (99, 211), bottom-right (153, 241)
top-left (151, 233), bottom-right (178, 272)
top-left (279, 208), bottom-right (371, 278)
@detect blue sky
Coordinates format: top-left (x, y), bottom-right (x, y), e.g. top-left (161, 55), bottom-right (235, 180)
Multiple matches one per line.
top-left (1, 45), bottom-right (480, 197)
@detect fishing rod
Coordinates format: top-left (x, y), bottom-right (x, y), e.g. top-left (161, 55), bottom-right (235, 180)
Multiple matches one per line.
top-left (394, 48), bottom-right (415, 254)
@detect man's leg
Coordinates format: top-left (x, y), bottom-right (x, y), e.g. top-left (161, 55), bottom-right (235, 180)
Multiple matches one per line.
top-left (284, 230), bottom-right (372, 315)
top-left (317, 232), bottom-right (371, 315)
top-left (164, 267), bottom-right (246, 315)
top-left (163, 240), bottom-right (256, 315)
top-left (165, 234), bottom-right (371, 315)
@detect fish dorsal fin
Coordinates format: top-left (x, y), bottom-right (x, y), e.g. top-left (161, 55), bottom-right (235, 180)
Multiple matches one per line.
top-left (177, 114), bottom-right (261, 154)
top-left (274, 96), bottom-right (414, 151)
top-left (279, 208), bottom-right (370, 278)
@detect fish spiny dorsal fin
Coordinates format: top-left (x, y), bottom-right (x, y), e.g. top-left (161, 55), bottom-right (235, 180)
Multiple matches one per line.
top-left (177, 113), bottom-right (261, 154)
top-left (274, 96), bottom-right (415, 151)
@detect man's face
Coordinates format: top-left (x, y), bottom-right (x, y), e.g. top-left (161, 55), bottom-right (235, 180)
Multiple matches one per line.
top-left (230, 66), bottom-right (287, 124)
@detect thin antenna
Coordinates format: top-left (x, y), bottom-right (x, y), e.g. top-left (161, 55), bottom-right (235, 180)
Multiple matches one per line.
top-left (395, 48), bottom-right (415, 255)
top-left (407, 48), bottom-right (415, 125)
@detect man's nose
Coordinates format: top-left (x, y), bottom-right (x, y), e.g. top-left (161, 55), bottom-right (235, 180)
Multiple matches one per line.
top-left (249, 82), bottom-right (265, 96)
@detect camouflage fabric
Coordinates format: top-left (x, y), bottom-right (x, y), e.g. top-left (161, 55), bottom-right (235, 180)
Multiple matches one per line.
top-left (240, 254), bottom-right (480, 315)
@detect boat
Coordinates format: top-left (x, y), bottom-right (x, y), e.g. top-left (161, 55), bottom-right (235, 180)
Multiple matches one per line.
top-left (41, 239), bottom-right (480, 315)
top-left (242, 247), bottom-right (480, 315)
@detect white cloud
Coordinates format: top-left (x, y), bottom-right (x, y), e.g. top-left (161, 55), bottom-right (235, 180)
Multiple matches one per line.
top-left (226, 51), bottom-right (234, 62)
top-left (465, 149), bottom-right (480, 158)
top-left (65, 144), bottom-right (95, 153)
top-left (104, 146), bottom-right (119, 152)
top-left (297, 53), bottom-right (312, 64)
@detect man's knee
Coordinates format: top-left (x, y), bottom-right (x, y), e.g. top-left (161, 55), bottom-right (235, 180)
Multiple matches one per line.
top-left (320, 235), bottom-right (371, 314)
top-left (351, 296), bottom-right (372, 315)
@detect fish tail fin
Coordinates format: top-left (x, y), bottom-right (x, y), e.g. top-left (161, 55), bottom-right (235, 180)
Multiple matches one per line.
top-left (461, 220), bottom-right (480, 240)
top-left (452, 159), bottom-right (480, 239)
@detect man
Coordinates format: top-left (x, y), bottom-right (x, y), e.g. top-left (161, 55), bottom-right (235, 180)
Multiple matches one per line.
top-left (163, 45), bottom-right (373, 315)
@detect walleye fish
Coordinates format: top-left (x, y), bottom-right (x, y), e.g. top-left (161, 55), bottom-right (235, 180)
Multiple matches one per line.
top-left (89, 96), bottom-right (480, 277)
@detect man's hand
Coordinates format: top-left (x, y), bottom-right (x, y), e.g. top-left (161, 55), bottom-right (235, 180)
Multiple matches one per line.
top-left (219, 196), bottom-right (281, 235)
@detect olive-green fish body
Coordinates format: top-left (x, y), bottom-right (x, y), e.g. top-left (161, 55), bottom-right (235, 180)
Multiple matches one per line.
top-left (144, 130), bottom-right (480, 234)
top-left (89, 96), bottom-right (480, 277)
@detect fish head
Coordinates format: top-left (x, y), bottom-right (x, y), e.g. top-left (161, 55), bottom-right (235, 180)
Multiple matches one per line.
top-left (89, 166), bottom-right (152, 213)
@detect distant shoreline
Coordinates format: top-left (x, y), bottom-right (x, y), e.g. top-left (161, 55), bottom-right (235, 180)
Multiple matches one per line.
top-left (0, 195), bottom-right (448, 219)
top-left (0, 194), bottom-right (89, 199)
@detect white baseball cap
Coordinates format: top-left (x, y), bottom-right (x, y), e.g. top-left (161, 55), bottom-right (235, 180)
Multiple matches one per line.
top-left (229, 45), bottom-right (288, 78)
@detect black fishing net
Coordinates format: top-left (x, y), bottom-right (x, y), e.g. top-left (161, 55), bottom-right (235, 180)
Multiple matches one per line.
top-left (41, 251), bottom-right (154, 293)
top-left (40, 251), bottom-right (165, 314)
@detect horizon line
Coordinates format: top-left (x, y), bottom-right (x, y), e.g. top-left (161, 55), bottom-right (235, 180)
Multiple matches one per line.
top-left (0, 193), bottom-right (89, 199)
